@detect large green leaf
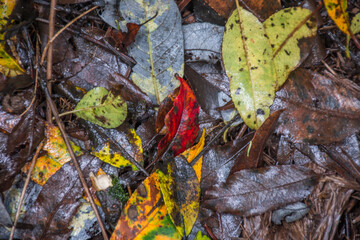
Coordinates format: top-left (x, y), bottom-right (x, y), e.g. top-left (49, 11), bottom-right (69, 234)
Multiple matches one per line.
top-left (222, 7), bottom-right (276, 129)
top-left (102, 0), bottom-right (184, 104)
top-left (74, 87), bottom-right (127, 128)
top-left (264, 7), bottom-right (317, 89)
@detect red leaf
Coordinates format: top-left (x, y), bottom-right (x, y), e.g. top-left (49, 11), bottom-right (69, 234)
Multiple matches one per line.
top-left (157, 75), bottom-right (200, 158)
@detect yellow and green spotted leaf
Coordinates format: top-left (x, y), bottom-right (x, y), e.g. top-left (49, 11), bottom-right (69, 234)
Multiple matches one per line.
top-left (92, 129), bottom-right (144, 170)
top-left (264, 7), bottom-right (317, 89)
top-left (22, 123), bottom-right (83, 185)
top-left (223, 6), bottom-right (276, 129)
top-left (0, 0), bottom-right (25, 76)
top-left (324, 0), bottom-right (350, 35)
top-left (74, 87), bottom-right (127, 128)
top-left (158, 156), bottom-right (200, 237)
top-left (111, 172), bottom-right (181, 240)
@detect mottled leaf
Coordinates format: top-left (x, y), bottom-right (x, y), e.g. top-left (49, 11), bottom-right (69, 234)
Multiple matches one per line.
top-left (158, 156), bottom-right (200, 236)
top-left (223, 6), bottom-right (276, 129)
top-left (324, 0), bottom-right (350, 35)
top-left (111, 172), bottom-right (181, 240)
top-left (22, 123), bottom-right (83, 186)
top-left (74, 87), bottom-right (127, 128)
top-left (271, 69), bottom-right (360, 144)
top-left (264, 7), bottom-right (317, 88)
top-left (351, 13), bottom-right (360, 34)
top-left (157, 76), bottom-right (200, 158)
top-left (92, 129), bottom-right (144, 170)
top-left (203, 165), bottom-right (318, 216)
top-left (102, 0), bottom-right (184, 104)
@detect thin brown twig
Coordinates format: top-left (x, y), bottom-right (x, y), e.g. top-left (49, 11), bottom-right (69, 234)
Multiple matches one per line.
top-left (40, 5), bottom-right (99, 64)
top-left (39, 77), bottom-right (109, 240)
top-left (9, 140), bottom-right (45, 240)
top-left (272, 2), bottom-right (323, 59)
top-left (46, 0), bottom-right (56, 122)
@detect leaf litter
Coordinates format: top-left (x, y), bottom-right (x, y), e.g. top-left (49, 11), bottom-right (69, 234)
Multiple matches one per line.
top-left (1, 0), bottom-right (360, 239)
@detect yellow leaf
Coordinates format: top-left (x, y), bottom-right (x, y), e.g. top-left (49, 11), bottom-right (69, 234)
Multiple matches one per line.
top-left (92, 129), bottom-right (143, 170)
top-left (181, 129), bottom-right (205, 182)
top-left (324, 0), bottom-right (350, 35)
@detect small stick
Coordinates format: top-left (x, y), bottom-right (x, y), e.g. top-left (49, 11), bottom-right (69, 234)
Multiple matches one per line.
top-left (46, 0), bottom-right (57, 122)
top-left (9, 140), bottom-right (45, 240)
top-left (272, 2), bottom-right (322, 59)
top-left (39, 77), bottom-right (109, 240)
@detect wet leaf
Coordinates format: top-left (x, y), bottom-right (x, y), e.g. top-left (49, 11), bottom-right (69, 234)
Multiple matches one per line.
top-left (102, 0), bottom-right (184, 104)
top-left (351, 13), bottom-right (360, 34)
top-left (324, 0), bottom-right (350, 35)
top-left (223, 6), bottom-right (276, 129)
top-left (264, 7), bottom-right (317, 88)
top-left (203, 165), bottom-right (318, 216)
top-left (74, 87), bottom-right (127, 128)
top-left (0, 0), bottom-right (25, 77)
top-left (22, 123), bottom-right (83, 186)
top-left (92, 128), bottom-right (144, 170)
top-left (111, 172), bottom-right (181, 240)
top-left (272, 69), bottom-right (360, 144)
top-left (22, 153), bottom-right (101, 239)
top-left (157, 76), bottom-right (200, 158)
top-left (194, 231), bottom-right (211, 240)
top-left (158, 156), bottom-right (200, 236)
top-left (181, 129), bottom-right (206, 182)
top-left (229, 110), bottom-right (284, 174)
top-left (183, 22), bottom-right (224, 63)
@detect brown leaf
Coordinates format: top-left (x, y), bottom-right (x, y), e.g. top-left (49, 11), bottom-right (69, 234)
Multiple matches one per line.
top-left (203, 165), bottom-right (318, 216)
top-left (272, 69), bottom-right (360, 144)
top-left (21, 153), bottom-right (101, 239)
top-left (229, 109), bottom-right (284, 175)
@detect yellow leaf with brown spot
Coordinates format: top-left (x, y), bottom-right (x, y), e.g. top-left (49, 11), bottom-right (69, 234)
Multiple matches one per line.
top-left (92, 129), bottom-right (144, 170)
top-left (111, 172), bottom-right (181, 240)
top-left (181, 129), bottom-right (205, 182)
top-left (324, 0), bottom-right (350, 35)
top-left (158, 156), bottom-right (200, 237)
top-left (22, 123), bottom-right (83, 185)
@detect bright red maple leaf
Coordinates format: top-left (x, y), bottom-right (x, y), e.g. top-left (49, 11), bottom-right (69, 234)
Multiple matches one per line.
top-left (157, 75), bottom-right (200, 158)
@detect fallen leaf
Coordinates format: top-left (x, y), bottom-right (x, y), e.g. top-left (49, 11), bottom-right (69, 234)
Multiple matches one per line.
top-left (105, 23), bottom-right (141, 51)
top-left (21, 153), bottom-right (101, 239)
top-left (203, 165), bottom-right (318, 216)
top-left (229, 109), bottom-right (284, 175)
top-left (111, 172), bottom-right (181, 240)
top-left (272, 69), bottom-right (360, 144)
top-left (157, 75), bottom-right (200, 158)
top-left (223, 6), bottom-right (276, 129)
top-left (92, 128), bottom-right (144, 170)
top-left (194, 231), bottom-right (211, 240)
top-left (102, 0), bottom-right (184, 104)
top-left (74, 87), bottom-right (127, 128)
top-left (22, 123), bottom-right (83, 186)
top-left (263, 7), bottom-right (317, 89)
top-left (158, 155), bottom-right (200, 236)
top-left (324, 0), bottom-right (350, 35)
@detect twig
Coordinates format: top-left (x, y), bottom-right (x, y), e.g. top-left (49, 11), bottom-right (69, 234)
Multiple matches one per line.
top-left (9, 140), bottom-right (45, 240)
top-left (272, 2), bottom-right (322, 59)
top-left (39, 77), bottom-right (109, 240)
top-left (40, 5), bottom-right (99, 64)
top-left (46, 0), bottom-right (56, 122)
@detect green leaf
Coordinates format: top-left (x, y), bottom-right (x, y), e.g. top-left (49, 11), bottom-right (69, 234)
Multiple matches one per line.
top-left (74, 87), bottom-right (127, 128)
top-left (194, 231), bottom-right (211, 240)
top-left (351, 13), bottom-right (360, 34)
top-left (264, 7), bottom-right (317, 88)
top-left (222, 7), bottom-right (276, 129)
top-left (158, 156), bottom-right (200, 237)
